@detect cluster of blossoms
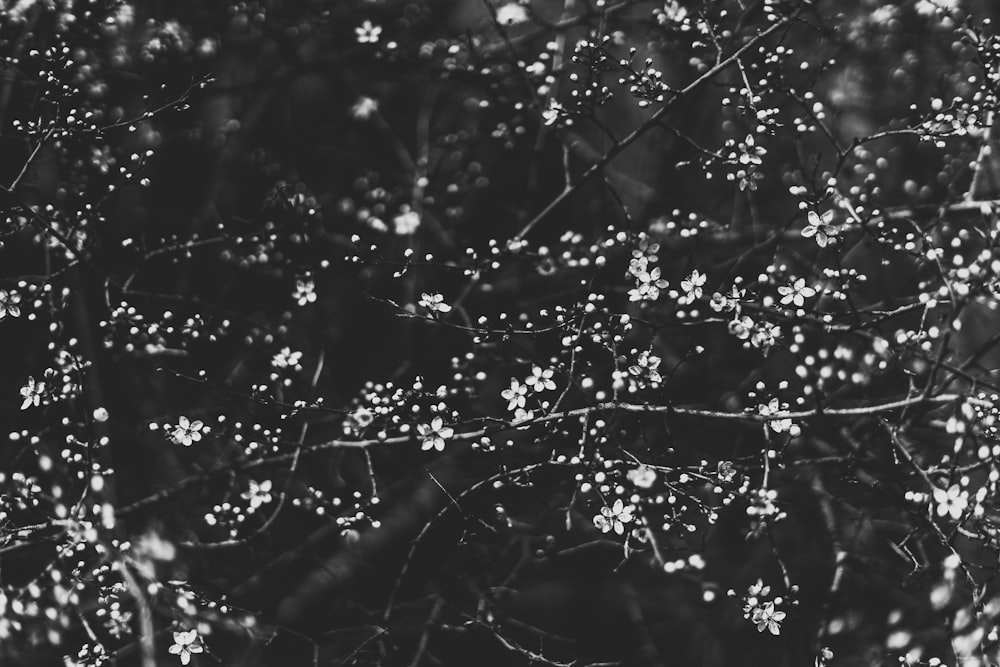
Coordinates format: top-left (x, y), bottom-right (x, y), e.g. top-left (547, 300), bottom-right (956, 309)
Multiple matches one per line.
top-left (729, 315), bottom-right (782, 355)
top-left (705, 281), bottom-right (783, 354)
top-left (501, 365), bottom-right (558, 422)
top-left (271, 347), bottom-right (302, 370)
top-left (270, 347), bottom-right (303, 387)
top-left (739, 580), bottom-right (788, 636)
top-left (931, 482), bottom-right (986, 521)
top-left (756, 397), bottom-right (799, 436)
top-left (652, 1), bottom-right (691, 27)
top-left (746, 487), bottom-right (784, 525)
top-left (725, 134), bottom-right (767, 191)
top-left (627, 237), bottom-right (668, 302)
top-left (620, 55), bottom-right (671, 108)
top-left (615, 349), bottom-right (663, 393)
top-left (7, 1), bottom-right (1000, 666)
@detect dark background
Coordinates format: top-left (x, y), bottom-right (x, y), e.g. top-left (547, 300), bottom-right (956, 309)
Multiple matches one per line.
top-left (3, 1), bottom-right (1000, 666)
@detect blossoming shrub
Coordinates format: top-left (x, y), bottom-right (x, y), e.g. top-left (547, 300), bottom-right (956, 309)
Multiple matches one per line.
top-left (4, 0), bottom-right (1000, 666)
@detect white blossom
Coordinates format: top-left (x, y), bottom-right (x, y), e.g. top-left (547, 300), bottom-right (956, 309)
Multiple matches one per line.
top-left (419, 292), bottom-right (452, 314)
top-left (778, 277), bottom-right (816, 307)
top-left (0, 289), bottom-right (22, 320)
top-left (355, 20), bottom-right (382, 44)
top-left (933, 484), bottom-right (968, 520)
top-left (168, 629), bottom-right (204, 665)
top-left (524, 365), bottom-right (557, 392)
top-left (293, 279), bottom-right (317, 306)
top-left (593, 499), bottom-right (634, 535)
top-left (680, 269), bottom-right (706, 302)
top-left (417, 416), bottom-right (454, 451)
top-left (170, 416), bottom-right (205, 446)
top-left (501, 379), bottom-right (528, 411)
top-left (752, 602), bottom-right (786, 635)
top-left (242, 480), bottom-right (274, 510)
top-left (20, 376), bottom-right (44, 410)
top-left (801, 210), bottom-right (838, 247)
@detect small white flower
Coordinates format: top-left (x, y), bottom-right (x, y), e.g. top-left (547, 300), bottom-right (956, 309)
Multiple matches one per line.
top-left (933, 484), bottom-right (968, 520)
top-left (628, 256), bottom-right (670, 302)
top-left (728, 315), bottom-right (754, 341)
top-left (501, 379), bottom-right (528, 411)
top-left (171, 416), bottom-right (205, 446)
top-left (738, 134), bottom-right (765, 166)
top-left (750, 320), bottom-right (781, 355)
top-left (777, 278), bottom-right (816, 307)
top-left (242, 480), bottom-right (274, 510)
top-left (681, 269), bottom-right (706, 301)
top-left (419, 292), bottom-right (452, 314)
top-left (524, 365), bottom-right (556, 392)
top-left (593, 499), bottom-right (635, 535)
top-left (752, 602), bottom-right (786, 635)
top-left (417, 416), bottom-right (454, 452)
top-left (168, 629), bottom-right (205, 665)
top-left (0, 289), bottom-right (22, 320)
top-left (20, 376), bottom-right (44, 410)
top-left (293, 279), bottom-right (317, 306)
top-left (801, 210), bottom-right (838, 247)
top-left (355, 20), bottom-right (382, 44)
